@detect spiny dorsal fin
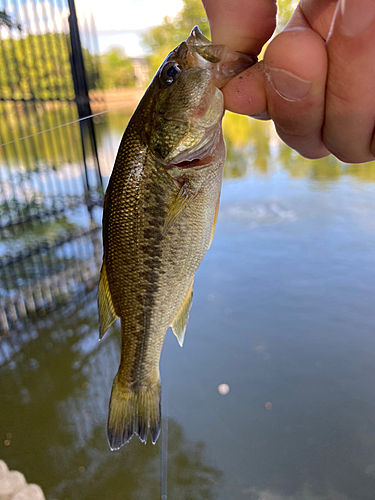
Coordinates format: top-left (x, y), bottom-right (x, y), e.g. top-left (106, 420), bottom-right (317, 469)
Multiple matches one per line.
top-left (98, 263), bottom-right (118, 339)
top-left (171, 280), bottom-right (194, 347)
top-left (163, 182), bottom-right (198, 235)
top-left (208, 194), bottom-right (220, 249)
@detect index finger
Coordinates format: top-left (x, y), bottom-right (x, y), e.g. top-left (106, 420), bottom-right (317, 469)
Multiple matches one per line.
top-left (202, 0), bottom-right (277, 55)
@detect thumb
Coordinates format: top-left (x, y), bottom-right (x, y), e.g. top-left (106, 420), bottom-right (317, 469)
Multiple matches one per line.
top-left (202, 0), bottom-right (277, 55)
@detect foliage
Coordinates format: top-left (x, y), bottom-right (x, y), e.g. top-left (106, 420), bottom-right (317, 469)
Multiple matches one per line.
top-left (83, 48), bottom-right (101, 91)
top-left (223, 113), bottom-right (271, 178)
top-left (0, 33), bottom-right (100, 100)
top-left (142, 0), bottom-right (209, 74)
top-left (100, 46), bottom-right (135, 89)
top-left (276, 0), bottom-right (299, 31)
top-left (0, 9), bottom-right (21, 30)
top-left (141, 0), bottom-right (300, 74)
top-left (0, 34), bottom-right (74, 100)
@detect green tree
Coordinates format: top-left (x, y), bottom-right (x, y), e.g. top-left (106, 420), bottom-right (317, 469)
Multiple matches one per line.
top-left (141, 0), bottom-right (299, 73)
top-left (100, 46), bottom-right (135, 89)
top-left (277, 0), bottom-right (298, 31)
top-left (0, 33), bottom-right (100, 100)
top-left (0, 34), bottom-right (75, 100)
top-left (0, 9), bottom-right (21, 30)
top-left (142, 0), bottom-right (209, 74)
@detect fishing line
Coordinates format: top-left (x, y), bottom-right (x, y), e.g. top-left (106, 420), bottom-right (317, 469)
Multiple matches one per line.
top-left (0, 102), bottom-right (137, 148)
top-left (161, 385), bottom-right (169, 500)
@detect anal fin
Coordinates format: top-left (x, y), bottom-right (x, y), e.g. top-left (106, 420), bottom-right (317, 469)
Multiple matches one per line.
top-left (171, 280), bottom-right (193, 347)
top-left (98, 262), bottom-right (118, 339)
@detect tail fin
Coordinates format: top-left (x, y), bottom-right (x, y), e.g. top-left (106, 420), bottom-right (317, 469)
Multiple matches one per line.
top-left (107, 373), bottom-right (161, 450)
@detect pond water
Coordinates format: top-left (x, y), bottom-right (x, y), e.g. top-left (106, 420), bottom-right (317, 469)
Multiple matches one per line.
top-left (1, 107), bottom-right (375, 500)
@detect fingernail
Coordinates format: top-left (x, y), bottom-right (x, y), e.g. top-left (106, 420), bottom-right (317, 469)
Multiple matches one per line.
top-left (265, 66), bottom-right (312, 101)
top-left (340, 0), bottom-right (375, 37)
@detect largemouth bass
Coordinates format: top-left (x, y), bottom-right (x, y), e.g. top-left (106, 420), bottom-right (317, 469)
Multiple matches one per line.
top-left (98, 26), bottom-right (256, 450)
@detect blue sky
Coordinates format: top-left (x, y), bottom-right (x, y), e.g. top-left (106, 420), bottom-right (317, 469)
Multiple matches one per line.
top-left (0, 0), bottom-right (184, 56)
top-left (76, 0), bottom-right (183, 55)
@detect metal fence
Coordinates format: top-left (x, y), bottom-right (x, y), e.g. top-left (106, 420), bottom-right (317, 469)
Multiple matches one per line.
top-left (0, 0), bottom-right (107, 333)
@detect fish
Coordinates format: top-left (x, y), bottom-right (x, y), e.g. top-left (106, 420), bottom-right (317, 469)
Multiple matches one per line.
top-left (98, 26), bottom-right (257, 450)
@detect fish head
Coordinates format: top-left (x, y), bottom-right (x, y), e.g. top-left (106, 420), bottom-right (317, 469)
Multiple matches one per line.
top-left (143, 26), bottom-right (257, 172)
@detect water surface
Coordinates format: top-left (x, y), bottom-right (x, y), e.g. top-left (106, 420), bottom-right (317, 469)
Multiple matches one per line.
top-left (1, 110), bottom-right (375, 500)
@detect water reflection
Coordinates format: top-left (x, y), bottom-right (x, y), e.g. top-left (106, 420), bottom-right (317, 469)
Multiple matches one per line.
top-left (2, 107), bottom-right (375, 187)
top-left (0, 290), bottom-right (222, 499)
top-left (1, 106), bottom-right (375, 499)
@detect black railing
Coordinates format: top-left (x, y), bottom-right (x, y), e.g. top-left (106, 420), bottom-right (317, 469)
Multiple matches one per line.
top-left (0, 0), bottom-right (106, 333)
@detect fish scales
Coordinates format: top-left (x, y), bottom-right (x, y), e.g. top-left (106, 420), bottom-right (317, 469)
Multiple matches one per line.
top-left (105, 123), bottom-right (223, 378)
top-left (98, 26), bottom-right (256, 449)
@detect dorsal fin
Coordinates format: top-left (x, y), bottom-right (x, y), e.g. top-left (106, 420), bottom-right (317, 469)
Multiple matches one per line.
top-left (171, 280), bottom-right (194, 347)
top-left (98, 263), bottom-right (118, 339)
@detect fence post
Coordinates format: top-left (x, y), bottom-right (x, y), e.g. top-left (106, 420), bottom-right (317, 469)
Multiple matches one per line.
top-left (67, 0), bottom-right (103, 198)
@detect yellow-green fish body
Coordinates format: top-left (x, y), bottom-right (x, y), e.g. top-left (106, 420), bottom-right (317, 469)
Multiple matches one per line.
top-left (98, 26), bottom-right (256, 450)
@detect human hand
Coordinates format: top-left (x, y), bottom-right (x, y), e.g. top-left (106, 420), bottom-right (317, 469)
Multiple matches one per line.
top-left (202, 0), bottom-right (375, 163)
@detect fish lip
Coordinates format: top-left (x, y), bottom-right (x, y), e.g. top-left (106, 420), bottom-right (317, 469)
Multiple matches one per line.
top-left (207, 50), bottom-right (257, 89)
top-left (185, 27), bottom-right (258, 88)
top-left (188, 52), bottom-right (257, 88)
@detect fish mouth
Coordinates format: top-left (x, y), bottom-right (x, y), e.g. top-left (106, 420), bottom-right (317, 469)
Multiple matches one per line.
top-left (167, 124), bottom-right (222, 171)
top-left (187, 26), bottom-right (257, 88)
top-left (207, 50), bottom-right (257, 89)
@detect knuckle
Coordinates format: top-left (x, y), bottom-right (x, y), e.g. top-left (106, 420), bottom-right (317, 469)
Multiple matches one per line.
top-left (275, 125), bottom-right (328, 159)
top-left (323, 140), bottom-right (373, 164)
top-left (275, 121), bottom-right (310, 138)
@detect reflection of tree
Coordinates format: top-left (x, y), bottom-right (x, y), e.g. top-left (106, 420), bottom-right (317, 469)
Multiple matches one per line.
top-left (346, 162), bottom-right (375, 183)
top-left (0, 108), bottom-right (133, 171)
top-left (278, 141), bottom-right (343, 183)
top-left (0, 292), bottom-right (100, 492)
top-left (55, 419), bottom-right (222, 500)
top-left (0, 289), bottom-right (222, 499)
top-left (223, 113), bottom-right (375, 186)
top-left (223, 113), bottom-right (271, 179)
top-left (103, 109), bottom-right (133, 136)
top-left (0, 214), bottom-right (77, 256)
top-left (0, 106), bottom-right (81, 168)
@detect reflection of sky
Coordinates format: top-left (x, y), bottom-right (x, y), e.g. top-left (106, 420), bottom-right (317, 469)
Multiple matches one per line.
top-left (2, 165), bottom-right (375, 498)
top-left (3, 107), bottom-right (375, 498)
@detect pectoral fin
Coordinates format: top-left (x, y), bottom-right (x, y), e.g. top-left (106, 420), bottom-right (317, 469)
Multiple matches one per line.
top-left (208, 194), bottom-right (220, 249)
top-left (98, 263), bottom-right (118, 339)
top-left (171, 280), bottom-right (194, 347)
top-left (163, 182), bottom-right (198, 235)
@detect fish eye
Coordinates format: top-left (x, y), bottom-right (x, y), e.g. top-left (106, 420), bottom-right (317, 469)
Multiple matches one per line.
top-left (160, 62), bottom-right (182, 86)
